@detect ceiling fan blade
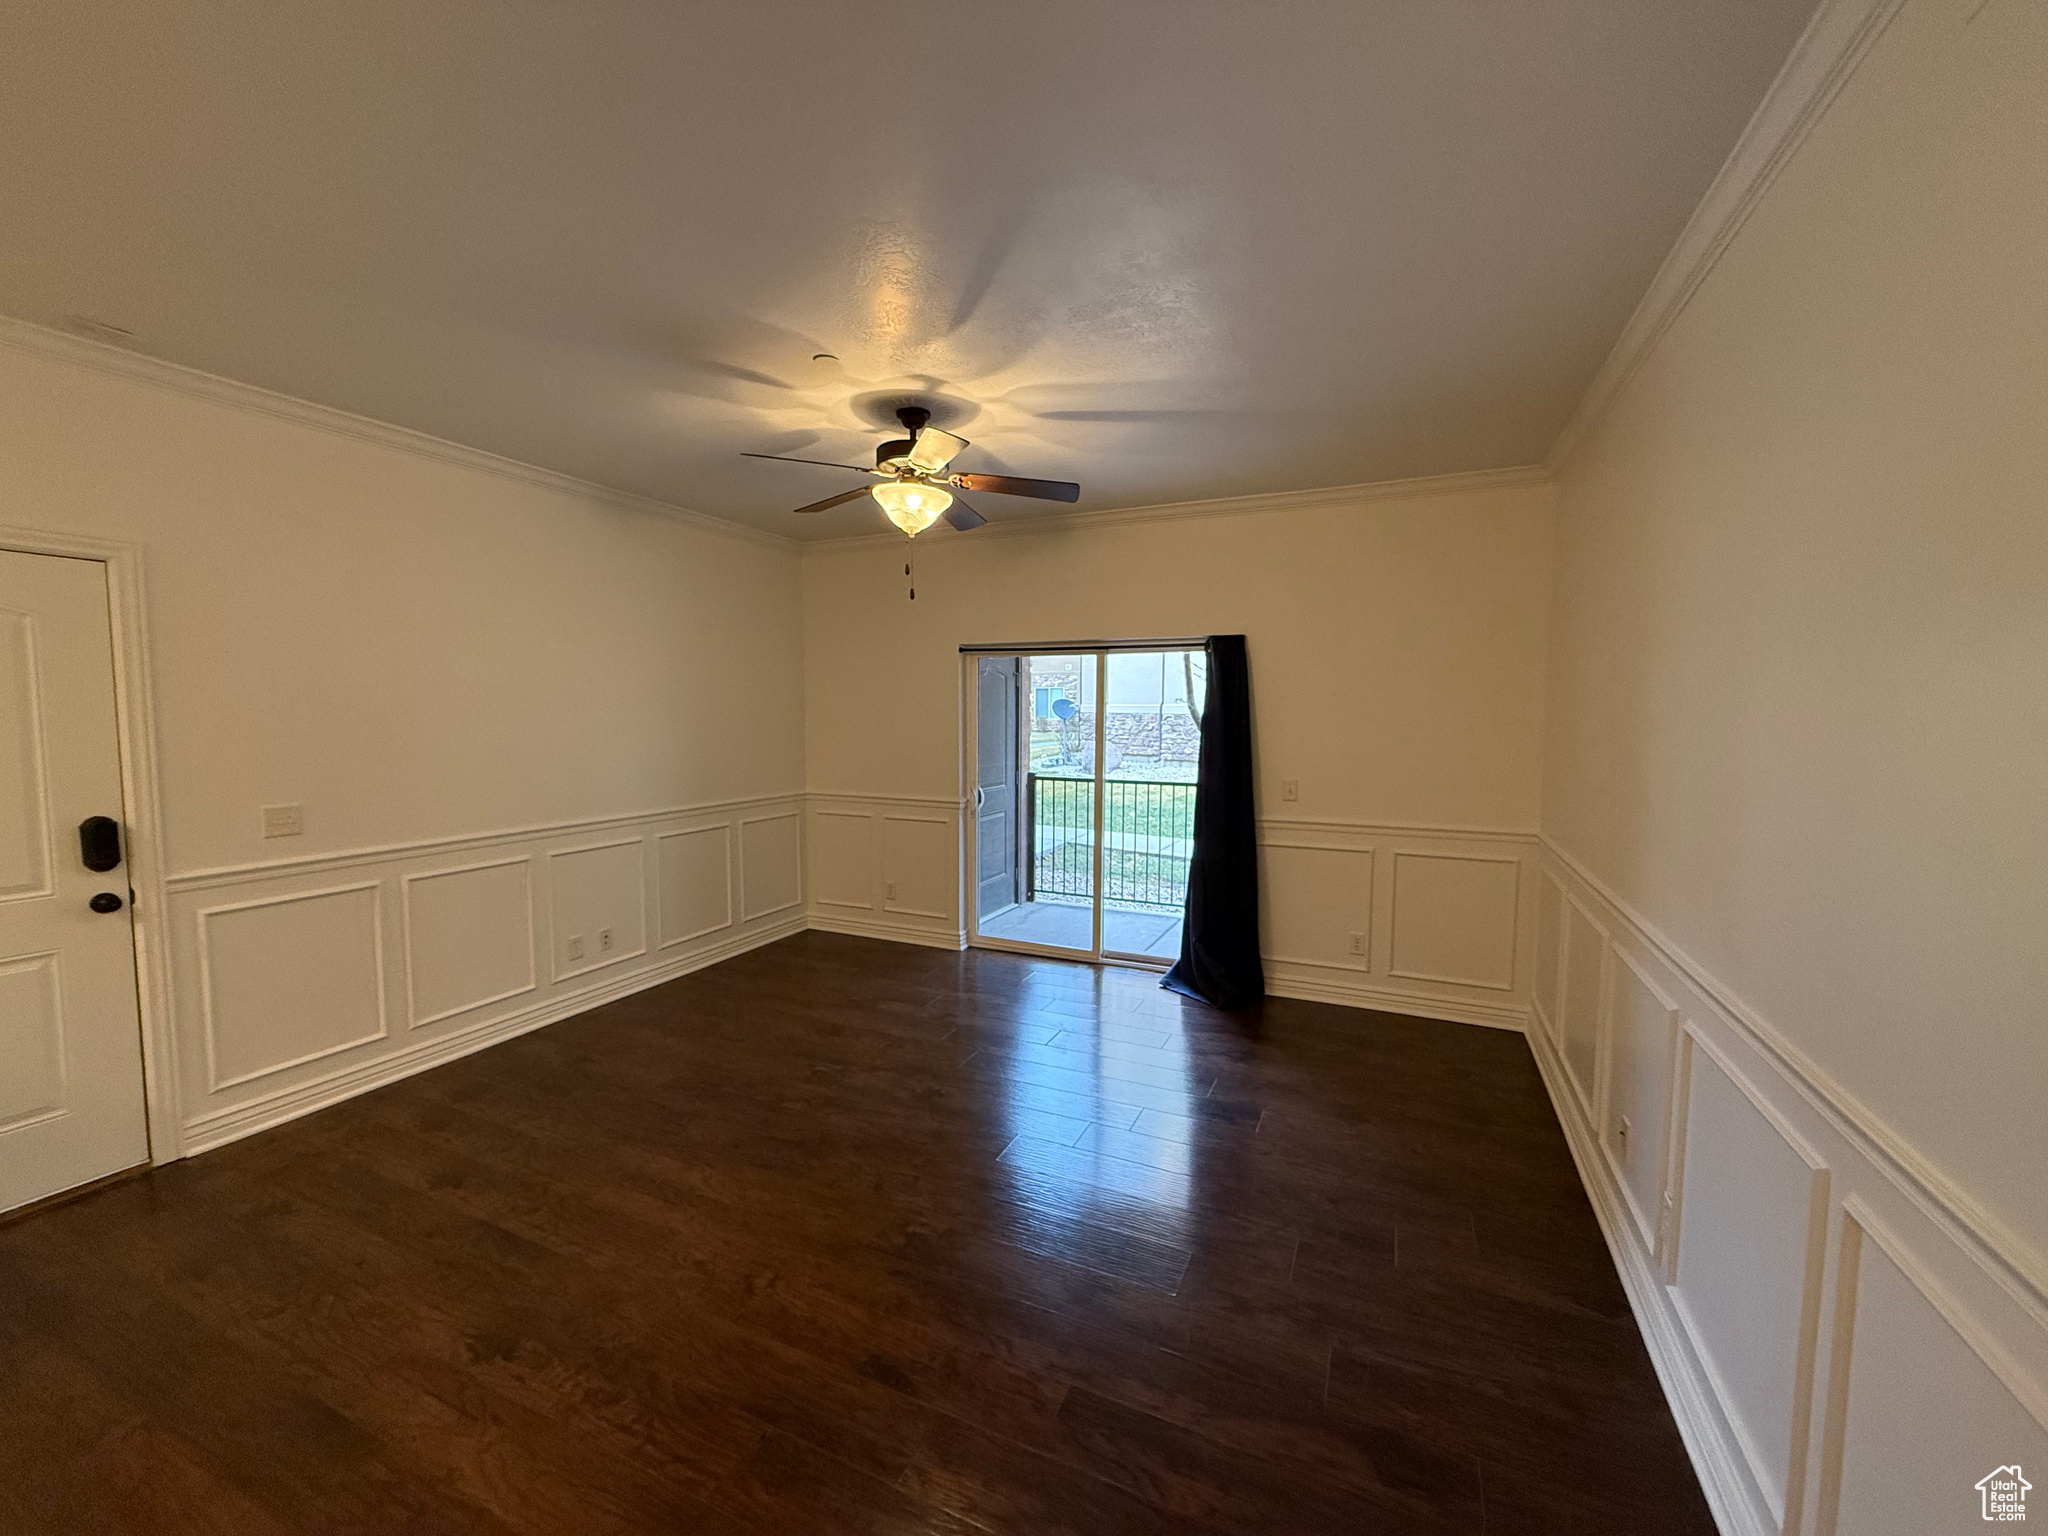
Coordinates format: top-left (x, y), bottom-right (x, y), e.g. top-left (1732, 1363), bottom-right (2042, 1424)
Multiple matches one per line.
top-left (792, 487), bottom-right (872, 515)
top-left (743, 452), bottom-right (878, 473)
top-left (906, 427), bottom-right (969, 473)
top-left (941, 497), bottom-right (987, 532)
top-left (949, 472), bottom-right (1081, 503)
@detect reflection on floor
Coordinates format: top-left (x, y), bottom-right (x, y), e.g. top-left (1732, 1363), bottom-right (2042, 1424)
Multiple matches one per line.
top-left (979, 899), bottom-right (1183, 959)
top-left (0, 932), bottom-right (1716, 1531)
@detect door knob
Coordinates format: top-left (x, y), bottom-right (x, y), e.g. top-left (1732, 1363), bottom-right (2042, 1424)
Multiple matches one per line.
top-left (89, 892), bottom-right (124, 914)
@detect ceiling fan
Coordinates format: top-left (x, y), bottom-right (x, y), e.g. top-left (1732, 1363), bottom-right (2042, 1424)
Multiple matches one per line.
top-left (743, 406), bottom-right (1080, 537)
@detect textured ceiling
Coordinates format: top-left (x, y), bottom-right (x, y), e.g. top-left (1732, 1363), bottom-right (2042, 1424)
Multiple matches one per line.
top-left (0, 1), bottom-right (1816, 537)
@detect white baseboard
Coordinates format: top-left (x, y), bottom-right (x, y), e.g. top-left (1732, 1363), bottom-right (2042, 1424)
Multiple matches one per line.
top-left (1264, 969), bottom-right (1529, 1032)
top-left (179, 914), bottom-right (806, 1155)
top-left (1526, 1018), bottom-right (1771, 1536)
top-left (1535, 838), bottom-right (2048, 1536)
top-left (805, 912), bottom-right (968, 950)
top-left (809, 913), bottom-right (1528, 1029)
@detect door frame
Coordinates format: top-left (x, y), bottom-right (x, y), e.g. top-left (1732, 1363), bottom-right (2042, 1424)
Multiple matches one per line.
top-left (960, 640), bottom-right (1203, 971)
top-left (0, 524), bottom-right (181, 1164)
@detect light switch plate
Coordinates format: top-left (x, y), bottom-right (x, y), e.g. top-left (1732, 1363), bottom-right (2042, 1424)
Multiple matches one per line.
top-left (261, 804), bottom-right (305, 839)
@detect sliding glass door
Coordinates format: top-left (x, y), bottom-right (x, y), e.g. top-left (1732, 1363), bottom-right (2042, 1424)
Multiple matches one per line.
top-left (966, 642), bottom-right (1204, 967)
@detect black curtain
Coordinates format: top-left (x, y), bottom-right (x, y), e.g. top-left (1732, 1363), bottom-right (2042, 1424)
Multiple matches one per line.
top-left (1163, 635), bottom-right (1263, 1010)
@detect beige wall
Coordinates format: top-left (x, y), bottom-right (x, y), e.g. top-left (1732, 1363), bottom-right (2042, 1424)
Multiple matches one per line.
top-left (0, 336), bottom-right (809, 1154)
top-left (1543, 0), bottom-right (2045, 1269)
top-left (801, 477), bottom-right (1556, 1025)
top-left (11, 3), bottom-right (2043, 1512)
top-left (0, 341), bottom-right (805, 872)
top-left (804, 480), bottom-right (1555, 825)
top-left (1534, 0), bottom-right (2048, 1529)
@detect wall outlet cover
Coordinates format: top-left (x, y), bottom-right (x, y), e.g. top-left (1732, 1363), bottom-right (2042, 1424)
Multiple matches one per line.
top-left (260, 804), bottom-right (305, 839)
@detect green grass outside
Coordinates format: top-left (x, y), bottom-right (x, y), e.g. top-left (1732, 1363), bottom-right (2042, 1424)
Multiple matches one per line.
top-left (1030, 778), bottom-right (1194, 841)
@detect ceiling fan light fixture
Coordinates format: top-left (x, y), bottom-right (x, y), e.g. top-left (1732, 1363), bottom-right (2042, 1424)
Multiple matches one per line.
top-left (905, 426), bottom-right (969, 473)
top-left (871, 479), bottom-right (952, 536)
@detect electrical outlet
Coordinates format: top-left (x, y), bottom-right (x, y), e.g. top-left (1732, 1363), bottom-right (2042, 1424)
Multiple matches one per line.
top-left (1347, 932), bottom-right (1366, 956)
top-left (261, 804), bottom-right (305, 839)
top-left (1281, 779), bottom-right (1299, 803)
top-left (598, 927), bottom-right (614, 953)
top-left (566, 934), bottom-right (585, 961)
top-left (885, 881), bottom-right (898, 901)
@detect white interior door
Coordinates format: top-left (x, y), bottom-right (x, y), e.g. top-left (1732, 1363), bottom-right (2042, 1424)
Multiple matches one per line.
top-left (0, 548), bottom-right (149, 1214)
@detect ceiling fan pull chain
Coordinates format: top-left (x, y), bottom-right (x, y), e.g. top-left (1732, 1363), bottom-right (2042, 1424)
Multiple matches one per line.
top-left (906, 552), bottom-right (915, 601)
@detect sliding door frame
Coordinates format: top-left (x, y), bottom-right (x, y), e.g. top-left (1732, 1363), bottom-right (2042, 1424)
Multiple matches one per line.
top-left (961, 640), bottom-right (1201, 971)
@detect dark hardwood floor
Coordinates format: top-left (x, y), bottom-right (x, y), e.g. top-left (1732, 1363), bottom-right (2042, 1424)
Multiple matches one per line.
top-left (0, 931), bottom-right (1714, 1534)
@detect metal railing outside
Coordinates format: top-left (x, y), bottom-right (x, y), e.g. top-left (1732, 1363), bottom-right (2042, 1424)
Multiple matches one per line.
top-left (1025, 774), bottom-right (1194, 911)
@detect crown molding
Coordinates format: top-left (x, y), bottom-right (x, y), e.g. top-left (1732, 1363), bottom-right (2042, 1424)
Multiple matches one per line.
top-left (801, 463), bottom-right (1553, 553)
top-left (0, 315), bottom-right (797, 552)
top-left (1545, 0), bottom-right (1910, 475)
top-left (3, 0), bottom-right (1911, 539)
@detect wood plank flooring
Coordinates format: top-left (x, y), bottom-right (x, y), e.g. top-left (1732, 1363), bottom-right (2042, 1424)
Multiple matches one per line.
top-left (0, 931), bottom-right (1714, 1534)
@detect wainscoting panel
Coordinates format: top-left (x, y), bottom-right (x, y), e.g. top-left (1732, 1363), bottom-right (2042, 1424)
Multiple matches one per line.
top-left (1386, 851), bottom-right (1519, 991)
top-left (1668, 1037), bottom-right (1829, 1526)
top-left (1221, 818), bottom-right (1536, 1029)
top-left (1821, 1207), bottom-right (2048, 1536)
top-left (805, 795), bottom-right (964, 948)
top-left (198, 882), bottom-right (386, 1090)
top-left (163, 793), bottom-right (806, 1155)
top-left (740, 813), bottom-right (803, 922)
top-left (812, 799), bottom-right (1538, 1015)
top-left (1530, 839), bottom-right (2048, 1536)
top-left (881, 814), bottom-right (955, 922)
top-left (402, 857), bottom-right (535, 1028)
top-left (1558, 894), bottom-right (1607, 1117)
top-left (655, 825), bottom-right (731, 949)
top-left (1259, 842), bottom-right (1372, 972)
top-left (547, 840), bottom-right (648, 982)
top-left (809, 810), bottom-right (875, 911)
top-left (1534, 871), bottom-right (1566, 1044)
top-left (1603, 947), bottom-right (1680, 1251)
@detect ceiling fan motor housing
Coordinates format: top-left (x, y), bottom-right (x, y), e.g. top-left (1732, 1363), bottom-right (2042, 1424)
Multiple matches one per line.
top-left (875, 406), bottom-right (932, 472)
